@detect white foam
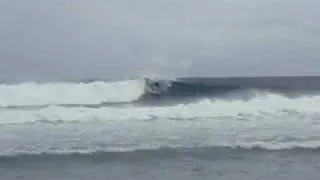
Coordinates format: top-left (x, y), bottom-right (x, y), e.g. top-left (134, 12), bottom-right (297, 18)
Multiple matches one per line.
top-left (0, 79), bottom-right (144, 107)
top-left (1, 92), bottom-right (320, 154)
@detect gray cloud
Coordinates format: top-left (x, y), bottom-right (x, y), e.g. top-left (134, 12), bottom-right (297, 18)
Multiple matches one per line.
top-left (0, 0), bottom-right (319, 81)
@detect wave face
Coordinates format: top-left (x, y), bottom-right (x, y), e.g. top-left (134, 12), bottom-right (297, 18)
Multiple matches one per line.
top-left (1, 76), bottom-right (320, 159)
top-left (142, 76), bottom-right (320, 99)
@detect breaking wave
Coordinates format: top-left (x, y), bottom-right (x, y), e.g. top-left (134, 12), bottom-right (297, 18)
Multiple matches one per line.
top-left (1, 76), bottom-right (320, 159)
top-left (2, 76), bottom-right (320, 108)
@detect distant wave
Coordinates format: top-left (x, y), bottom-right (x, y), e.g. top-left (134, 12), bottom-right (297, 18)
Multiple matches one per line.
top-left (1, 145), bottom-right (320, 162)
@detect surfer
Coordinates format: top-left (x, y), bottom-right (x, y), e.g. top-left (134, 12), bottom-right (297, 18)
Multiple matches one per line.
top-left (144, 78), bottom-right (162, 95)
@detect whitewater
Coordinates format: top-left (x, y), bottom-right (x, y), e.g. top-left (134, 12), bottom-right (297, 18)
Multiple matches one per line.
top-left (0, 79), bottom-right (145, 107)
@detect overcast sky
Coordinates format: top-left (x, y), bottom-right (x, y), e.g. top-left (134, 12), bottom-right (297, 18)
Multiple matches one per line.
top-left (0, 0), bottom-right (319, 81)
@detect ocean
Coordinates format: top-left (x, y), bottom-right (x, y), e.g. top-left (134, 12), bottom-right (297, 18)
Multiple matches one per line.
top-left (1, 76), bottom-right (320, 180)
